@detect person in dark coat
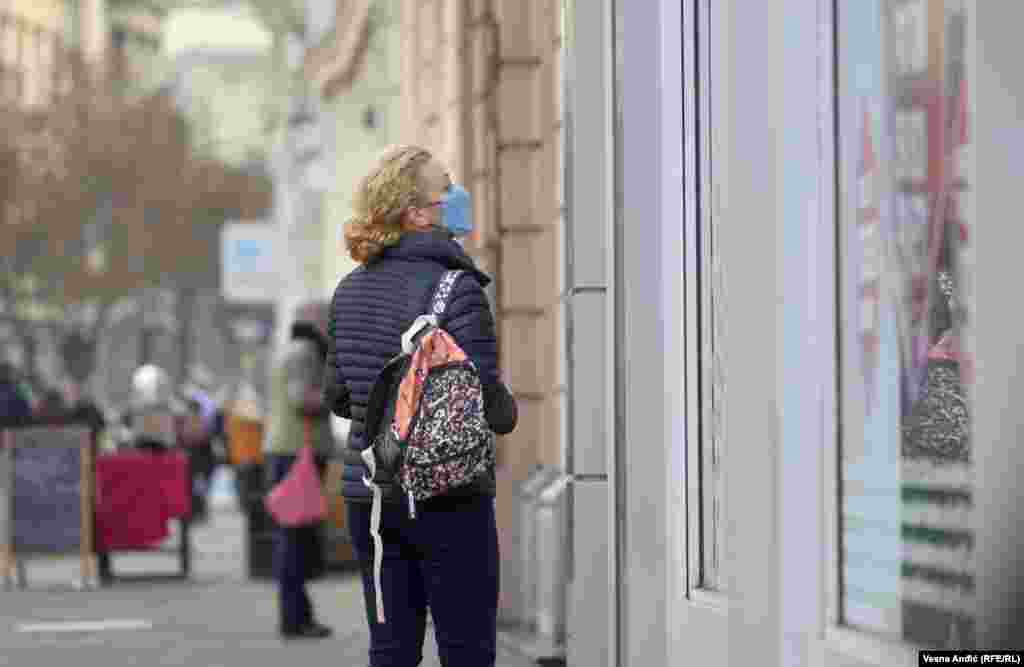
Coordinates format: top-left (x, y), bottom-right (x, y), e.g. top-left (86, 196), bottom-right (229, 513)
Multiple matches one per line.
top-left (326, 145), bottom-right (517, 666)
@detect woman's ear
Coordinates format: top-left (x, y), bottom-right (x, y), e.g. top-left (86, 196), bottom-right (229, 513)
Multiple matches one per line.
top-left (404, 206), bottom-right (433, 230)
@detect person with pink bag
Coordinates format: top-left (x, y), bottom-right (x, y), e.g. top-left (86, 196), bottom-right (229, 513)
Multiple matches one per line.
top-left (264, 319), bottom-right (334, 640)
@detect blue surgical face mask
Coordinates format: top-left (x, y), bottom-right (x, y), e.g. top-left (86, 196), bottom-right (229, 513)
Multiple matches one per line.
top-left (439, 184), bottom-right (473, 238)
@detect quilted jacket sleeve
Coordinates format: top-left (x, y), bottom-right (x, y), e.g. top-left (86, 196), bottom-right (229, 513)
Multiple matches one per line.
top-left (323, 293), bottom-right (351, 420)
top-left (445, 274), bottom-right (518, 435)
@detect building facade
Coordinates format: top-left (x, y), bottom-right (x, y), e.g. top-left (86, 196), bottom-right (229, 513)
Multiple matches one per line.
top-left (0, 0), bottom-right (166, 108)
top-left (302, 1), bottom-right (1023, 665)
top-left (0, 0), bottom-right (70, 107)
top-left (163, 4), bottom-right (277, 169)
top-left (167, 48), bottom-right (278, 169)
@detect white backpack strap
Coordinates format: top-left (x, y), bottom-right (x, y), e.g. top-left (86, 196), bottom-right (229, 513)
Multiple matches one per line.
top-left (400, 270), bottom-right (463, 354)
top-left (360, 448), bottom-right (387, 624)
top-left (429, 270), bottom-right (463, 320)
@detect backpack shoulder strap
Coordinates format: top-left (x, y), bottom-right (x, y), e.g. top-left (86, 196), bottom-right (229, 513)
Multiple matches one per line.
top-left (401, 270), bottom-right (465, 355)
top-left (427, 270), bottom-right (464, 322)
top-left (362, 354), bottom-right (409, 448)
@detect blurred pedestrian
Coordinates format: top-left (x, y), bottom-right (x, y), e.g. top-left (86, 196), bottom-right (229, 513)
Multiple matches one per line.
top-left (128, 364), bottom-right (178, 453)
top-left (328, 145), bottom-right (517, 666)
top-left (183, 366), bottom-right (219, 522)
top-left (62, 378), bottom-right (106, 449)
top-left (264, 319), bottom-right (334, 640)
top-left (181, 397), bottom-right (212, 522)
top-left (34, 386), bottom-right (67, 424)
top-left (210, 387), bottom-right (230, 465)
top-left (63, 378), bottom-right (105, 430)
top-left (0, 362), bottom-right (32, 427)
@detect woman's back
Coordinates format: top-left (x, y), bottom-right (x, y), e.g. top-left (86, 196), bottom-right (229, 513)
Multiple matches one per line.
top-left (329, 229), bottom-right (512, 501)
top-left (332, 145), bottom-right (513, 663)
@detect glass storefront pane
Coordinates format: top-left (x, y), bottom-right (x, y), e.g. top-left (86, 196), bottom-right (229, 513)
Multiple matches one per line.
top-left (837, 0), bottom-right (973, 649)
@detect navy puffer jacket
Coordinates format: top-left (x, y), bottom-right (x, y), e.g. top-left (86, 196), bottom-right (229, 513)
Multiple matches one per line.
top-left (325, 230), bottom-right (517, 502)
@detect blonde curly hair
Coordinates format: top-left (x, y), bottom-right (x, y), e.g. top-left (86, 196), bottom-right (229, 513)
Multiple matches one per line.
top-left (344, 145), bottom-right (434, 264)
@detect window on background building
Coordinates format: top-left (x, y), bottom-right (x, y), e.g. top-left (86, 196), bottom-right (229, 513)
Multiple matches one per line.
top-left (836, 0), bottom-right (973, 649)
top-left (110, 26), bottom-right (126, 55)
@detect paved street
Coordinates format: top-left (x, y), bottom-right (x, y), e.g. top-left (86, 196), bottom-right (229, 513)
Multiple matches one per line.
top-left (0, 492), bottom-right (537, 667)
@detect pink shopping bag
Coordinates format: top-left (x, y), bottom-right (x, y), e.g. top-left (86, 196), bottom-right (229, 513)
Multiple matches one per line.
top-left (265, 421), bottom-right (327, 527)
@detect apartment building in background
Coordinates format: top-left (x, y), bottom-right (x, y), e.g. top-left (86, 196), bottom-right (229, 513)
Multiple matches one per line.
top-left (0, 0), bottom-right (73, 107)
top-left (0, 0), bottom-right (166, 108)
top-left (163, 5), bottom-right (278, 170)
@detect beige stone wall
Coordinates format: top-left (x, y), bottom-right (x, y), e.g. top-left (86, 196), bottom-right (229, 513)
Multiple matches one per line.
top-left (399, 0), bottom-right (564, 620)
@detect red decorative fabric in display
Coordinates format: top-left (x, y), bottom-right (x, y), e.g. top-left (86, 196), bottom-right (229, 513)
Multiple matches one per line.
top-left (95, 452), bottom-right (191, 550)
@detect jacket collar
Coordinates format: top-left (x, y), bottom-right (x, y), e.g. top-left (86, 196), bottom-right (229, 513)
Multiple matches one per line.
top-left (376, 230), bottom-right (491, 286)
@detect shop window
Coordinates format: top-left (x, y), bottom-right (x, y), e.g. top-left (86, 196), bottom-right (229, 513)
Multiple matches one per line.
top-left (836, 0), bottom-right (974, 649)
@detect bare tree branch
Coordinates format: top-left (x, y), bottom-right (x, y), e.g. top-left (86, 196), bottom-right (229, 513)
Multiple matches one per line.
top-left (0, 25), bottom-right (272, 386)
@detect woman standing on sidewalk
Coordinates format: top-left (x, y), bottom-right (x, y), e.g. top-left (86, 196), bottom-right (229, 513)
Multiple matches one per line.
top-left (325, 145), bottom-right (517, 666)
top-left (265, 320), bottom-right (334, 640)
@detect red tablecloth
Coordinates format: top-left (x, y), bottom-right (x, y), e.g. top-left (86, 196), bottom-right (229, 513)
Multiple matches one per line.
top-left (94, 451), bottom-right (191, 551)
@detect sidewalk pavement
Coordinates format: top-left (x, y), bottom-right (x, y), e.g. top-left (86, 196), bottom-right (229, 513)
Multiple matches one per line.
top-left (0, 503), bottom-right (538, 667)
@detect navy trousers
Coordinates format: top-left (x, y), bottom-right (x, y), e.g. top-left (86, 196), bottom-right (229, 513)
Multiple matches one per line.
top-left (267, 454), bottom-right (327, 632)
top-left (348, 495), bottom-right (500, 667)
